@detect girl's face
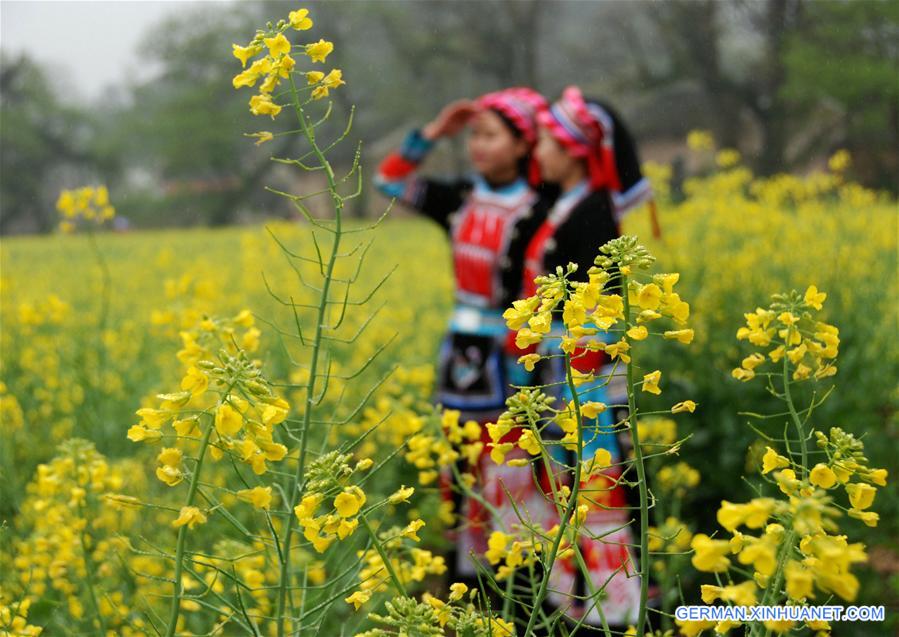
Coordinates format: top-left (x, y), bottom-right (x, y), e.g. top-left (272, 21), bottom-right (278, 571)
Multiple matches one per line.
top-left (467, 109), bottom-right (528, 182)
top-left (535, 127), bottom-right (581, 183)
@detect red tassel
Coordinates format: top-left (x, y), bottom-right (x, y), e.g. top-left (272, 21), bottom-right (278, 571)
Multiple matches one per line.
top-left (528, 156), bottom-right (542, 187)
top-left (586, 152), bottom-right (606, 190)
top-left (601, 143), bottom-right (622, 192)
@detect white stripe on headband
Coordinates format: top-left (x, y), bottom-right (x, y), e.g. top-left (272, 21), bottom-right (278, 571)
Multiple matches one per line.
top-left (504, 100), bottom-right (533, 118)
top-left (551, 102), bottom-right (590, 145)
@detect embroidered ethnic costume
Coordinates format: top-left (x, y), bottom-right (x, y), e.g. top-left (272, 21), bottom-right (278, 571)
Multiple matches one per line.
top-left (374, 88), bottom-right (552, 578)
top-left (522, 86), bottom-right (660, 628)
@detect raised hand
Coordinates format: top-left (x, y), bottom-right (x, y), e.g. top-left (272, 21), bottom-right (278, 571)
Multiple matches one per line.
top-left (421, 99), bottom-right (479, 140)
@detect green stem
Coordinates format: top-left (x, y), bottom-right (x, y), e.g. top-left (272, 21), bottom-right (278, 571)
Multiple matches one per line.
top-left (621, 273), bottom-right (651, 637)
top-left (275, 73), bottom-right (344, 637)
top-left (569, 537), bottom-right (613, 637)
top-left (782, 341), bottom-right (808, 478)
top-left (360, 515), bottom-right (407, 596)
top-left (501, 569), bottom-right (515, 619)
top-left (164, 419), bottom-right (215, 637)
top-left (523, 350), bottom-right (584, 636)
top-left (752, 529), bottom-right (796, 637)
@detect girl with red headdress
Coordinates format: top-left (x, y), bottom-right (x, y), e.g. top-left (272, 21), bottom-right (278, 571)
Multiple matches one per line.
top-left (374, 88), bottom-right (556, 583)
top-left (519, 85), bottom-right (659, 631)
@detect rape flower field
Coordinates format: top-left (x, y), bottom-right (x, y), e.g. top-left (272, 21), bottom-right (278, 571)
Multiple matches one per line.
top-left (2, 8), bottom-right (897, 637)
top-left (2, 153), bottom-right (896, 636)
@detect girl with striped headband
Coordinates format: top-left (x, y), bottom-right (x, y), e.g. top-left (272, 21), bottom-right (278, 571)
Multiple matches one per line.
top-left (374, 88), bottom-right (558, 586)
top-left (519, 85), bottom-right (660, 631)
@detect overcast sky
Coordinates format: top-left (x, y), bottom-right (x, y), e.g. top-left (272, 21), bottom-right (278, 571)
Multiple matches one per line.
top-left (1, 1), bottom-right (221, 102)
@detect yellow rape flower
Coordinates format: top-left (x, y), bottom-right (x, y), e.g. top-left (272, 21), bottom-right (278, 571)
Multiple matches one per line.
top-left (156, 464), bottom-right (183, 486)
top-left (136, 407), bottom-right (169, 429)
top-left (671, 400), bottom-right (697, 414)
top-left (242, 326), bottom-right (261, 351)
top-left (338, 517), bottom-right (359, 539)
top-left (663, 328), bottom-right (694, 344)
top-left (716, 149), bottom-right (741, 168)
top-left (762, 447), bottom-right (789, 474)
top-left (232, 43), bottom-right (261, 67)
top-left (233, 309), bottom-right (254, 327)
top-left (127, 424), bottom-right (162, 442)
top-left (642, 370), bottom-right (662, 395)
top-left (387, 485), bottom-right (414, 504)
top-left (775, 469), bottom-right (800, 496)
top-left (490, 442), bottom-right (514, 464)
top-left (741, 353), bottom-right (766, 372)
top-left (828, 149), bottom-right (851, 171)
top-left (173, 417), bottom-right (199, 437)
top-left (180, 366), bottom-right (208, 396)
top-left (259, 73), bottom-right (279, 94)
top-left (603, 338), bottom-right (631, 363)
top-left (345, 590), bottom-right (371, 610)
top-left (716, 498), bottom-right (775, 532)
top-left (448, 582), bottom-right (469, 601)
top-left (236, 486), bottom-right (273, 510)
top-left (245, 130), bottom-right (274, 146)
top-left (845, 483), bottom-right (876, 510)
top-left (518, 429), bottom-right (541, 455)
top-left (158, 447), bottom-right (182, 467)
top-left (305, 39), bottom-right (334, 63)
top-left (262, 397), bottom-right (290, 425)
top-left (322, 68), bottom-right (344, 88)
top-left (503, 296), bottom-right (539, 330)
top-left (334, 486), bottom-right (366, 518)
top-left (485, 531), bottom-right (510, 564)
top-left (264, 32), bottom-right (291, 57)
top-left (401, 519), bottom-right (426, 542)
top-left (517, 353), bottom-right (541, 372)
top-left (626, 325), bottom-right (648, 340)
top-left (581, 401), bottom-right (606, 419)
top-left (690, 534), bottom-right (731, 572)
top-left (809, 463), bottom-right (837, 489)
top-left (583, 448), bottom-right (613, 475)
top-left (528, 311), bottom-right (552, 334)
top-left (172, 506), bottom-right (207, 529)
top-left (294, 493), bottom-right (322, 520)
top-left (687, 129), bottom-right (714, 150)
top-left (635, 282), bottom-right (662, 310)
top-left (273, 53), bottom-right (296, 79)
top-left (785, 559), bottom-right (814, 600)
top-left (701, 580), bottom-right (757, 605)
top-left (847, 508), bottom-right (879, 527)
top-left (249, 94), bottom-right (282, 118)
top-left (804, 285), bottom-right (827, 310)
top-left (514, 328), bottom-right (542, 349)
top-left (867, 468), bottom-right (887, 486)
top-left (233, 68), bottom-right (260, 89)
top-left (289, 8), bottom-right (313, 30)
top-left (214, 403), bottom-right (243, 436)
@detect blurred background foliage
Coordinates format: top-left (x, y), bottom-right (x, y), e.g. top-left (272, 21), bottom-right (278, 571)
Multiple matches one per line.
top-left (2, 0), bottom-right (897, 234)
